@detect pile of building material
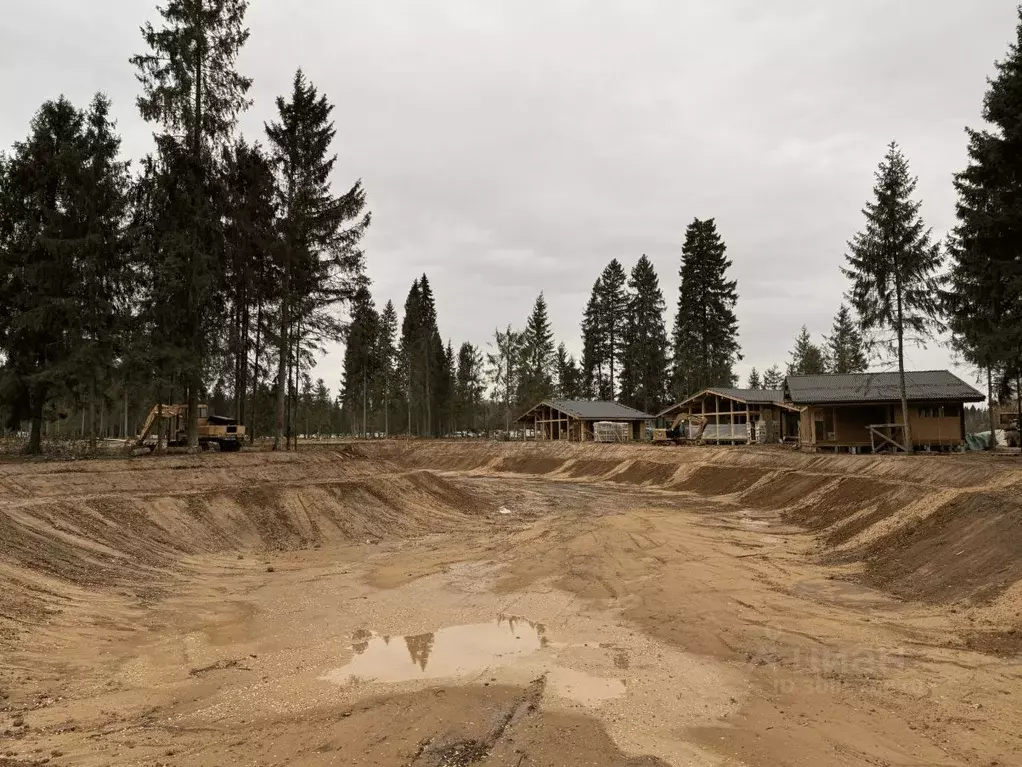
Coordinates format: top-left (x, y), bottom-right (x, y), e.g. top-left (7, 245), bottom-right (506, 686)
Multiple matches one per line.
top-left (593, 421), bottom-right (631, 443)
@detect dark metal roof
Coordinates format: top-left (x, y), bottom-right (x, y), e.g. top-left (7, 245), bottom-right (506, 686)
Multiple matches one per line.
top-left (707, 387), bottom-right (786, 405)
top-left (517, 399), bottom-right (654, 422)
top-left (785, 371), bottom-right (985, 405)
top-left (656, 387), bottom-right (788, 417)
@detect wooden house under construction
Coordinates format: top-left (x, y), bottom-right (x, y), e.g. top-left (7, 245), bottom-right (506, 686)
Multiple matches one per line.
top-left (516, 399), bottom-right (653, 442)
top-left (657, 388), bottom-right (801, 444)
top-left (785, 371), bottom-right (985, 452)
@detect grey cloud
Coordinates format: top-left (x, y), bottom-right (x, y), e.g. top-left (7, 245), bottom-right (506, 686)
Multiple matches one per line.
top-left (2, 0), bottom-right (1015, 391)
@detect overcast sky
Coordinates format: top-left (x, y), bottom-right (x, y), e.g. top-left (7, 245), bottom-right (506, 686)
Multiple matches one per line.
top-left (1, 1), bottom-right (1016, 395)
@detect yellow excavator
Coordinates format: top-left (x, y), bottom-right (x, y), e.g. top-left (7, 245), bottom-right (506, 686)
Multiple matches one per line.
top-left (652, 413), bottom-right (708, 445)
top-left (134, 404), bottom-right (245, 452)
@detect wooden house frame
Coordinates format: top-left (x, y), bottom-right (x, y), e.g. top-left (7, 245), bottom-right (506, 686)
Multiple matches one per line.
top-left (658, 388), bottom-right (800, 445)
top-left (515, 400), bottom-right (653, 442)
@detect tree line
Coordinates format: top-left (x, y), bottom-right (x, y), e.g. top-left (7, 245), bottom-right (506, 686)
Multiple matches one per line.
top-left (3, 4), bottom-right (1022, 450)
top-left (0, 0), bottom-right (369, 453)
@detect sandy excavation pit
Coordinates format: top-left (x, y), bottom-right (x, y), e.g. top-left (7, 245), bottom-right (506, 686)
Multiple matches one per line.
top-left (1, 442), bottom-right (1022, 766)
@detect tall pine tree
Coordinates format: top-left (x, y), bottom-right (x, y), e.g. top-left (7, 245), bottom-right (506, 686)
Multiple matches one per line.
top-left (555, 343), bottom-right (582, 399)
top-left (132, 0), bottom-right (253, 449)
top-left (518, 292), bottom-right (555, 405)
top-left (672, 218), bottom-right (741, 398)
top-left (265, 69), bottom-right (370, 449)
top-left (762, 365), bottom-right (783, 390)
top-left (787, 326), bottom-right (828, 376)
top-left (844, 142), bottom-right (942, 450)
top-left (376, 300), bottom-right (399, 435)
top-left (747, 368), bottom-right (762, 389)
top-left (222, 139), bottom-right (276, 429)
top-left (949, 9), bottom-right (1022, 442)
top-left (0, 96), bottom-right (131, 453)
top-left (598, 259), bottom-right (628, 398)
top-left (580, 280), bottom-right (607, 399)
top-left (825, 304), bottom-right (868, 374)
top-left (455, 341), bottom-right (485, 432)
top-left (619, 255), bottom-right (670, 413)
top-left (340, 286), bottom-right (378, 437)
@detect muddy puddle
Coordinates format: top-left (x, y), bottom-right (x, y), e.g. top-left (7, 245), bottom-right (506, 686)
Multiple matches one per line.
top-left (320, 615), bottom-right (626, 704)
top-left (326, 616), bottom-right (548, 683)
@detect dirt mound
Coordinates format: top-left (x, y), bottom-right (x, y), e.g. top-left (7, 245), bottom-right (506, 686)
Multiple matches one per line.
top-left (561, 460), bottom-right (622, 479)
top-left (612, 460), bottom-right (678, 486)
top-left (741, 472), bottom-right (827, 510)
top-left (0, 468), bottom-right (493, 635)
top-left (779, 477), bottom-right (910, 536)
top-left (855, 490), bottom-right (1022, 603)
top-left (674, 466), bottom-right (770, 496)
top-left (494, 456), bottom-right (565, 475)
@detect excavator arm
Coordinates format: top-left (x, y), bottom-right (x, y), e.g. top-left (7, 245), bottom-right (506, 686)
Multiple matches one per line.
top-left (136, 404), bottom-right (186, 447)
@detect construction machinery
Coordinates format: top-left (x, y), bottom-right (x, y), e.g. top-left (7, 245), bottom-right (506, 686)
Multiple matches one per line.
top-left (134, 404), bottom-right (245, 452)
top-left (652, 414), bottom-right (708, 445)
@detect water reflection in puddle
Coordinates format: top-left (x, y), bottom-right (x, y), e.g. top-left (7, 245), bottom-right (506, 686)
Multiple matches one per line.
top-left (321, 616), bottom-right (626, 704)
top-left (324, 615), bottom-right (548, 684)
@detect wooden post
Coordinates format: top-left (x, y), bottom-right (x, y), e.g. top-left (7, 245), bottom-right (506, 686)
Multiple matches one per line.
top-left (746, 405), bottom-right (751, 444)
top-left (729, 397), bottom-right (734, 441)
top-left (715, 394), bottom-right (720, 445)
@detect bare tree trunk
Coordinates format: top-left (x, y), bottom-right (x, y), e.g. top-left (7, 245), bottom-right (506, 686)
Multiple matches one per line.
top-left (289, 320), bottom-right (300, 450)
top-left (988, 367), bottom-right (998, 450)
top-left (27, 384), bottom-right (44, 454)
top-left (895, 289), bottom-right (912, 452)
top-left (186, 11), bottom-right (204, 454)
top-left (186, 378), bottom-right (200, 452)
top-left (250, 301), bottom-right (263, 444)
top-left (274, 297), bottom-right (289, 451)
top-left (88, 377), bottom-right (97, 450)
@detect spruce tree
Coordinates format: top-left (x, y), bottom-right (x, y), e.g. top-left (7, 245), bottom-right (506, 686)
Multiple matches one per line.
top-left (672, 218), bottom-right (741, 398)
top-left (72, 95), bottom-right (132, 449)
top-left (340, 286), bottom-right (378, 437)
top-left (580, 280), bottom-right (607, 399)
top-left (597, 259), bottom-right (628, 398)
top-left (949, 10), bottom-right (1022, 442)
top-left (376, 300), bottom-right (399, 435)
top-left (222, 139), bottom-right (276, 429)
top-left (844, 142), bottom-right (942, 450)
top-left (787, 326), bottom-right (828, 376)
top-left (416, 274), bottom-right (445, 437)
top-left (555, 343), bottom-right (582, 399)
top-left (132, 0), bottom-right (253, 449)
top-left (519, 292), bottom-right (555, 404)
top-left (747, 368), bottom-right (762, 389)
top-left (437, 341), bottom-right (457, 436)
top-left (399, 280), bottom-right (423, 435)
top-left (0, 96), bottom-right (131, 453)
top-left (825, 304), bottom-right (868, 374)
top-left (265, 69), bottom-right (370, 448)
top-left (455, 342), bottom-right (484, 432)
top-left (0, 98), bottom-right (89, 452)
top-left (762, 365), bottom-right (783, 390)
top-left (620, 255), bottom-right (670, 413)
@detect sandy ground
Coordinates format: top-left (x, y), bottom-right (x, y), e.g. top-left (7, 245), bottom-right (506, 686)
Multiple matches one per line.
top-left (1, 442), bottom-right (1021, 766)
